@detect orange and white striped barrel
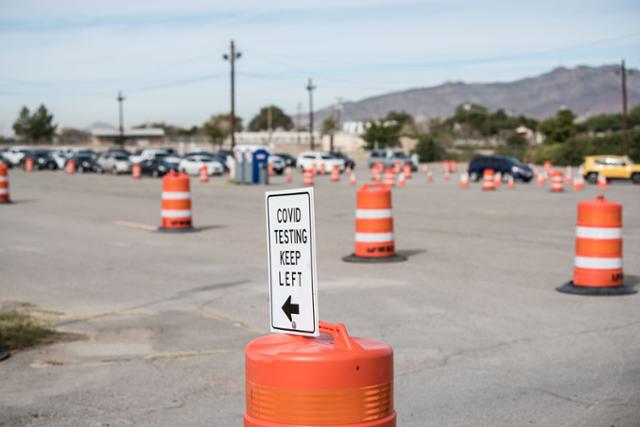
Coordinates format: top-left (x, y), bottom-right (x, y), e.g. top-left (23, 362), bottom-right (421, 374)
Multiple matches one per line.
top-left (0, 163), bottom-right (10, 203)
top-left (66, 159), bottom-right (75, 174)
top-left (550, 170), bottom-right (564, 192)
top-left (132, 163), bottom-right (141, 180)
top-left (160, 171), bottom-right (193, 231)
top-left (565, 166), bottom-right (572, 184)
top-left (597, 173), bottom-right (607, 190)
top-left (303, 169), bottom-right (314, 186)
top-left (199, 164), bottom-right (208, 183)
top-left (403, 163), bottom-right (411, 180)
top-left (330, 165), bottom-right (340, 182)
top-left (459, 172), bottom-right (469, 188)
top-left (482, 169), bottom-right (495, 191)
top-left (244, 321), bottom-right (396, 427)
top-left (558, 196), bottom-right (634, 295)
top-left (343, 183), bottom-right (406, 262)
top-left (383, 169), bottom-right (395, 187)
top-left (24, 156), bottom-right (34, 172)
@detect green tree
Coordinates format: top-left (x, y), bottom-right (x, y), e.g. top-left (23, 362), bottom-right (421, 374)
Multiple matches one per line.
top-left (12, 107), bottom-right (31, 140)
top-left (321, 116), bottom-right (338, 152)
top-left (362, 111), bottom-right (415, 150)
top-left (248, 105), bottom-right (293, 131)
top-left (202, 114), bottom-right (242, 147)
top-left (497, 134), bottom-right (528, 160)
top-left (28, 105), bottom-right (57, 142)
top-left (452, 103), bottom-right (490, 136)
top-left (413, 134), bottom-right (445, 162)
top-left (539, 109), bottom-right (576, 143)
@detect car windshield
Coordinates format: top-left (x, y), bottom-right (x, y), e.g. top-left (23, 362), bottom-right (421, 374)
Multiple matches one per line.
top-left (114, 154), bottom-right (129, 160)
top-left (504, 156), bottom-right (524, 166)
top-left (321, 154), bottom-right (334, 160)
top-left (391, 152), bottom-right (408, 159)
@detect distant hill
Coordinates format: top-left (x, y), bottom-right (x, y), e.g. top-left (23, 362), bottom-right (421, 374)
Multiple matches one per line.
top-left (318, 65), bottom-right (640, 122)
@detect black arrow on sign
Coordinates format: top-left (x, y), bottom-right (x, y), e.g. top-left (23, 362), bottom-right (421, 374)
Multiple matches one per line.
top-left (282, 295), bottom-right (300, 322)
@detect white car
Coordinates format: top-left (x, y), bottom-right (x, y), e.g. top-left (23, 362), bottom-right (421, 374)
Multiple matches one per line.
top-left (97, 152), bottom-right (131, 174)
top-left (3, 147), bottom-right (30, 166)
top-left (130, 149), bottom-right (175, 164)
top-left (296, 152), bottom-right (345, 173)
top-left (178, 154), bottom-right (224, 176)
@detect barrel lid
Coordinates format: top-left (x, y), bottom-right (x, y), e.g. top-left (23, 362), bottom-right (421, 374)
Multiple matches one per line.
top-left (577, 195), bottom-right (621, 227)
top-left (246, 322), bottom-right (393, 389)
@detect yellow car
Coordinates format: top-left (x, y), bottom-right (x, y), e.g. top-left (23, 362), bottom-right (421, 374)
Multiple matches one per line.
top-left (581, 155), bottom-right (640, 184)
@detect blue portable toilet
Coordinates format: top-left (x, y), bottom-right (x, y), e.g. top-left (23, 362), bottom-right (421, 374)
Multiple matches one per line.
top-left (252, 149), bottom-right (269, 184)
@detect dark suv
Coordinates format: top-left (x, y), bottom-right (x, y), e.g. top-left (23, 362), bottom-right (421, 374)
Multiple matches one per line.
top-left (468, 155), bottom-right (533, 182)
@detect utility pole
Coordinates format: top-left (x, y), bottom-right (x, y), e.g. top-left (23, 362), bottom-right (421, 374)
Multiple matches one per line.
top-left (223, 40), bottom-right (241, 149)
top-left (296, 102), bottom-right (302, 144)
top-left (267, 105), bottom-right (272, 143)
top-left (306, 78), bottom-right (316, 150)
top-left (117, 91), bottom-right (126, 147)
top-left (617, 60), bottom-right (630, 156)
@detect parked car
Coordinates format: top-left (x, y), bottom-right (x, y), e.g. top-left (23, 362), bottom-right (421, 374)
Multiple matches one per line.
top-left (68, 152), bottom-right (99, 173)
top-left (0, 149), bottom-right (13, 167)
top-left (130, 148), bottom-right (175, 164)
top-left (269, 155), bottom-right (286, 174)
top-left (140, 156), bottom-right (175, 177)
top-left (329, 151), bottom-right (355, 169)
top-left (582, 155), bottom-right (640, 184)
top-left (296, 152), bottom-right (345, 173)
top-left (274, 153), bottom-right (297, 168)
top-left (31, 150), bottom-right (58, 170)
top-left (97, 152), bottom-right (131, 174)
top-left (178, 153), bottom-right (225, 176)
top-left (467, 155), bottom-right (533, 182)
top-left (368, 149), bottom-right (417, 171)
top-left (3, 147), bottom-right (30, 166)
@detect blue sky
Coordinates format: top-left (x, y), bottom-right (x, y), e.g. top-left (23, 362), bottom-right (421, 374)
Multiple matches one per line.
top-left (0, 0), bottom-right (639, 135)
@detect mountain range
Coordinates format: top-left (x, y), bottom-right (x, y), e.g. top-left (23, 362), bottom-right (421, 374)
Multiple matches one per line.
top-left (319, 64), bottom-right (640, 122)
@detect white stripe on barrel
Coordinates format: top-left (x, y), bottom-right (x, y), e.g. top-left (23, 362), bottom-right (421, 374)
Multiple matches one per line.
top-left (574, 256), bottom-right (623, 269)
top-left (576, 226), bottom-right (622, 239)
top-left (355, 232), bottom-right (394, 243)
top-left (356, 209), bottom-right (392, 219)
top-left (0, 177), bottom-right (7, 182)
top-left (0, 189), bottom-right (7, 195)
top-left (161, 191), bottom-right (191, 200)
top-left (161, 209), bottom-right (192, 218)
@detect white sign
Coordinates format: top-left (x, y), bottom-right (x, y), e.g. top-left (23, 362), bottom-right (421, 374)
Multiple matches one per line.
top-left (265, 187), bottom-right (319, 336)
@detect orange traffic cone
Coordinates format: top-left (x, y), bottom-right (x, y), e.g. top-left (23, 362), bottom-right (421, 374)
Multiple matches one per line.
top-left (268, 162), bottom-right (274, 177)
top-left (459, 172), bottom-right (469, 188)
top-left (343, 183), bottom-right (406, 263)
top-left (573, 175), bottom-right (584, 191)
top-left (403, 163), bottom-right (412, 180)
top-left (550, 170), bottom-right (564, 192)
top-left (507, 174), bottom-right (515, 190)
top-left (536, 171), bottom-right (546, 186)
top-left (397, 173), bottom-right (406, 188)
top-left (330, 165), bottom-right (340, 182)
top-left (420, 165), bottom-right (428, 174)
top-left (199, 164), bottom-right (208, 183)
top-left (383, 169), bottom-right (395, 187)
top-left (132, 163), bottom-right (141, 180)
top-left (565, 166), bottom-right (573, 184)
top-left (345, 167), bottom-right (352, 177)
top-left (159, 171), bottom-right (194, 232)
top-left (597, 173), bottom-right (607, 190)
top-left (494, 171), bottom-right (502, 188)
top-left (443, 170), bottom-right (450, 181)
top-left (393, 161), bottom-right (401, 174)
top-left (482, 169), bottom-right (495, 191)
top-left (66, 159), bottom-right (76, 174)
top-left (303, 168), bottom-right (314, 186)
top-left (319, 162), bottom-right (326, 175)
top-left (558, 195), bottom-right (635, 295)
top-left (24, 156), bottom-right (34, 172)
top-left (350, 172), bottom-right (356, 186)
top-left (285, 167), bottom-right (293, 183)
top-left (244, 321), bottom-right (396, 426)
top-left (450, 160), bottom-right (458, 172)
top-left (0, 163), bottom-right (10, 203)
top-left (426, 171), bottom-right (433, 183)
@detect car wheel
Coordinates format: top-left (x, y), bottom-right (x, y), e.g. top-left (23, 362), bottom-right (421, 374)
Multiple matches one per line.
top-left (586, 172), bottom-right (598, 184)
top-left (469, 171), bottom-right (479, 182)
top-left (152, 170), bottom-right (159, 178)
top-left (632, 173), bottom-right (640, 184)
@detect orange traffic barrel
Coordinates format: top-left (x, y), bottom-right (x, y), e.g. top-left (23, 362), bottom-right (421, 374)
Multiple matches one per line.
top-left (383, 169), bottom-right (395, 187)
top-left (482, 169), bottom-right (495, 191)
top-left (24, 156), bottom-right (34, 172)
top-left (199, 164), bottom-right (208, 183)
top-left (331, 165), bottom-right (340, 182)
top-left (244, 321), bottom-right (396, 427)
top-left (66, 159), bottom-right (76, 174)
top-left (158, 171), bottom-right (194, 232)
top-left (550, 170), bottom-right (564, 192)
top-left (0, 162), bottom-right (10, 203)
top-left (558, 195), bottom-right (635, 295)
top-left (303, 168), bottom-right (314, 186)
top-left (132, 163), bottom-right (141, 180)
top-left (343, 183), bottom-right (406, 263)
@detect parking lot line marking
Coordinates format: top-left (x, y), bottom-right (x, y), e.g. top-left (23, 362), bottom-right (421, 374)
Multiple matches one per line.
top-left (114, 220), bottom-right (157, 231)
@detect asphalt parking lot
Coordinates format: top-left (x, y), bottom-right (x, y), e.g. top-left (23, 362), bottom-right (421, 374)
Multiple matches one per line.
top-left (1, 168), bottom-right (639, 427)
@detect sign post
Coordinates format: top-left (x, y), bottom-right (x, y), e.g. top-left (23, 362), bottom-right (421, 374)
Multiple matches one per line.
top-left (265, 188), bottom-right (319, 336)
